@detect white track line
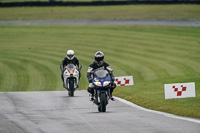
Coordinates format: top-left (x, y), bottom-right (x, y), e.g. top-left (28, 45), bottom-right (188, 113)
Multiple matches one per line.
top-left (114, 96), bottom-right (200, 124)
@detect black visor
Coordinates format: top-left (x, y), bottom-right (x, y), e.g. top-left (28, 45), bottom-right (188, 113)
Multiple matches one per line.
top-left (68, 55), bottom-right (74, 59)
top-left (95, 56), bottom-right (104, 62)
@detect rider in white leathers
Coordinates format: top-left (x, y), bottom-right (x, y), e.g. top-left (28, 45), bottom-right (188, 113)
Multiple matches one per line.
top-left (60, 50), bottom-right (82, 88)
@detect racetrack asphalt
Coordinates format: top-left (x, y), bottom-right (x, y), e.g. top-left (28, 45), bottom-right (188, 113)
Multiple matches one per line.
top-left (0, 91), bottom-right (199, 133)
top-left (0, 20), bottom-right (200, 26)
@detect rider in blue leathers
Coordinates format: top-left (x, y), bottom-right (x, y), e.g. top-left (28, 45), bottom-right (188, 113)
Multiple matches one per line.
top-left (87, 51), bottom-right (116, 100)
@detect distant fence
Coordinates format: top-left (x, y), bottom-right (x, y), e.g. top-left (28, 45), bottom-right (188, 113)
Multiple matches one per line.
top-left (0, 0), bottom-right (200, 7)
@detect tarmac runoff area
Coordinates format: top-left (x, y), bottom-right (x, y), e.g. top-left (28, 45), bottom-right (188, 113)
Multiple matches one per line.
top-left (0, 20), bottom-right (200, 26)
top-left (0, 91), bottom-right (199, 133)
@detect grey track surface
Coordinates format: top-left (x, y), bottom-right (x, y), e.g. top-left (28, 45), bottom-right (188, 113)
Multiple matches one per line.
top-left (0, 20), bottom-right (200, 26)
top-left (0, 91), bottom-right (199, 133)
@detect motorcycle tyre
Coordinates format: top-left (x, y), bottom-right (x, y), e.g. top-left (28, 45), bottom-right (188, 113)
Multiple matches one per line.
top-left (99, 93), bottom-right (106, 112)
top-left (69, 79), bottom-right (74, 97)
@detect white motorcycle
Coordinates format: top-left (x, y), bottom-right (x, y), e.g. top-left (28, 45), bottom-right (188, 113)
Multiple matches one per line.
top-left (63, 64), bottom-right (79, 96)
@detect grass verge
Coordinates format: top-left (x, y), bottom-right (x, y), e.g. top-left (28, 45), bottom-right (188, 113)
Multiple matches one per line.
top-left (0, 5), bottom-right (200, 21)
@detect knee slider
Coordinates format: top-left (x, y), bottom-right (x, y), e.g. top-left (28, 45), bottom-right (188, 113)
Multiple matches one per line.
top-left (111, 83), bottom-right (116, 89)
top-left (87, 87), bottom-right (94, 94)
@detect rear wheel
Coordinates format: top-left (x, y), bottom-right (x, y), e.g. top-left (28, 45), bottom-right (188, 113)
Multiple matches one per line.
top-left (69, 79), bottom-right (74, 97)
top-left (99, 93), bottom-right (107, 112)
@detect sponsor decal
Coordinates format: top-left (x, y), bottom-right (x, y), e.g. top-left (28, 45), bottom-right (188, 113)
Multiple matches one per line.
top-left (164, 82), bottom-right (196, 99)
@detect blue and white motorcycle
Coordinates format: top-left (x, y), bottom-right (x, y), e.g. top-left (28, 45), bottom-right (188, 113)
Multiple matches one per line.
top-left (91, 70), bottom-right (112, 112)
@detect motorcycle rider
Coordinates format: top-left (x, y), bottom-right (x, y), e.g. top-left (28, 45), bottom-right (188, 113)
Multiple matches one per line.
top-left (60, 50), bottom-right (82, 88)
top-left (87, 51), bottom-right (116, 101)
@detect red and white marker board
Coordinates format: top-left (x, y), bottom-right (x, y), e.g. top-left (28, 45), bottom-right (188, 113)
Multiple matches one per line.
top-left (114, 76), bottom-right (134, 86)
top-left (164, 82), bottom-right (196, 99)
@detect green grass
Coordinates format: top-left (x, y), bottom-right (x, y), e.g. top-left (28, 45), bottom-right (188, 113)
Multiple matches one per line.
top-left (0, 25), bottom-right (200, 118)
top-left (0, 5), bottom-right (200, 21)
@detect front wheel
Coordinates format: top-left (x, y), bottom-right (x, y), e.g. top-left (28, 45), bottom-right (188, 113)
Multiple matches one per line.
top-left (68, 79), bottom-right (74, 97)
top-left (99, 93), bottom-right (107, 112)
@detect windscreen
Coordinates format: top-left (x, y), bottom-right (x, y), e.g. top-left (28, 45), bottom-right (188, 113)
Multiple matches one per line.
top-left (94, 70), bottom-right (108, 79)
top-left (66, 64), bottom-right (75, 70)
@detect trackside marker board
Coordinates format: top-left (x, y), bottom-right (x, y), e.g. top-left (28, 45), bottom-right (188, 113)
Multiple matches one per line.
top-left (164, 82), bottom-right (196, 99)
top-left (114, 76), bottom-right (134, 86)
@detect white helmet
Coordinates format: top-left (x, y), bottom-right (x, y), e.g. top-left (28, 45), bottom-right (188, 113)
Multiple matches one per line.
top-left (66, 50), bottom-right (75, 60)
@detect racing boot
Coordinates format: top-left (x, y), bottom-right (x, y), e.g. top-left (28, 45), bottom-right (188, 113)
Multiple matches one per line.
top-left (63, 82), bottom-right (65, 88)
top-left (110, 94), bottom-right (115, 101)
top-left (89, 94), bottom-right (94, 101)
top-left (110, 86), bottom-right (115, 101)
top-left (88, 87), bottom-right (94, 101)
top-left (61, 74), bottom-right (65, 88)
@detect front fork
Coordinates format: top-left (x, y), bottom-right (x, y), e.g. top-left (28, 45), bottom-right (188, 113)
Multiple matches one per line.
top-left (94, 89), bottom-right (110, 105)
top-left (65, 77), bottom-right (77, 90)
